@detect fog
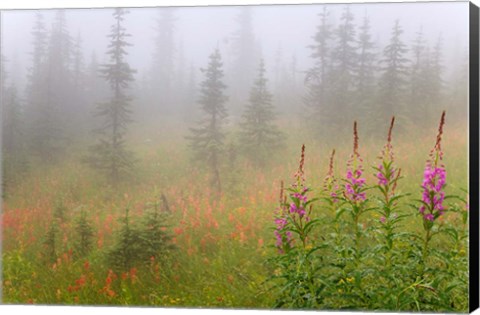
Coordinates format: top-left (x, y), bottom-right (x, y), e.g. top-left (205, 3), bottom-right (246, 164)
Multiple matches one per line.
top-left (1, 2), bottom-right (469, 91)
top-left (0, 2), bottom-right (470, 188)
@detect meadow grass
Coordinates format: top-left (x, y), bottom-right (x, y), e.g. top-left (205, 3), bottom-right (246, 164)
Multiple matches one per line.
top-left (1, 117), bottom-right (469, 310)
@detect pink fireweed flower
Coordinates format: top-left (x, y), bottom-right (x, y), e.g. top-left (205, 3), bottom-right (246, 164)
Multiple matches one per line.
top-left (274, 145), bottom-right (313, 253)
top-left (344, 122), bottom-right (367, 203)
top-left (273, 180), bottom-right (293, 252)
top-left (376, 166), bottom-right (388, 186)
top-left (424, 213), bottom-right (435, 222)
top-left (273, 207), bottom-right (293, 252)
top-left (420, 111), bottom-right (447, 223)
top-left (376, 164), bottom-right (397, 187)
top-left (421, 165), bottom-right (446, 215)
top-left (289, 189), bottom-right (310, 220)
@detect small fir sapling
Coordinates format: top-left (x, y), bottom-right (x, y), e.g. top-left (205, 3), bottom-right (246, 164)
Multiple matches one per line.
top-left (73, 208), bottom-right (95, 257)
top-left (107, 207), bottom-right (143, 272)
top-left (139, 196), bottom-right (175, 263)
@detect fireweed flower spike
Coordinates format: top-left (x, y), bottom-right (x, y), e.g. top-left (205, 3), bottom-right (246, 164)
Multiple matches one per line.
top-left (344, 122), bottom-right (366, 203)
top-left (293, 144), bottom-right (306, 188)
top-left (289, 145), bottom-right (310, 221)
top-left (274, 180), bottom-right (293, 253)
top-left (420, 111), bottom-right (447, 224)
top-left (376, 117), bottom-right (401, 204)
top-left (273, 145), bottom-right (314, 252)
top-left (323, 149), bottom-right (340, 204)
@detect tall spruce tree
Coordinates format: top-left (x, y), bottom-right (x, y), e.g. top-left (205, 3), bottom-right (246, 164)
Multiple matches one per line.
top-left (355, 14), bottom-right (377, 128)
top-left (25, 12), bottom-right (57, 162)
top-left (187, 49), bottom-right (228, 195)
top-left (410, 36), bottom-right (444, 128)
top-left (409, 26), bottom-right (426, 125)
top-left (377, 20), bottom-right (409, 126)
top-left (71, 32), bottom-right (88, 134)
top-left (45, 10), bottom-right (74, 142)
top-left (85, 51), bottom-right (109, 117)
top-left (88, 8), bottom-right (136, 184)
top-left (2, 57), bottom-right (27, 193)
top-left (239, 59), bottom-right (284, 167)
top-left (3, 85), bottom-right (26, 183)
top-left (229, 7), bottom-right (259, 115)
top-left (305, 6), bottom-right (333, 134)
top-left (423, 35), bottom-right (444, 124)
top-left (328, 6), bottom-right (357, 129)
top-left (150, 8), bottom-right (176, 115)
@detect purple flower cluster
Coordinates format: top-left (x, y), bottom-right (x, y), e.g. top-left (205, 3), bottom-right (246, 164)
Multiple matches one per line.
top-left (345, 168), bottom-right (366, 202)
top-left (289, 192), bottom-right (308, 218)
top-left (376, 165), bottom-right (391, 186)
top-left (274, 216), bottom-right (292, 251)
top-left (419, 164), bottom-right (446, 222)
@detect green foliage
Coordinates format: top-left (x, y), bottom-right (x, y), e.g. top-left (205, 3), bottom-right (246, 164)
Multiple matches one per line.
top-left (2, 83), bottom-right (29, 195)
top-left (73, 208), bottom-right (95, 257)
top-left (239, 59), bottom-right (285, 168)
top-left (187, 49), bottom-right (228, 194)
top-left (26, 11), bottom-right (72, 163)
top-left (376, 20), bottom-right (410, 126)
top-left (108, 198), bottom-right (175, 272)
top-left (43, 222), bottom-right (58, 264)
top-left (139, 195), bottom-right (175, 263)
top-left (268, 122), bottom-right (468, 312)
top-left (107, 207), bottom-right (144, 272)
top-left (87, 8), bottom-right (136, 184)
top-left (53, 199), bottom-right (68, 223)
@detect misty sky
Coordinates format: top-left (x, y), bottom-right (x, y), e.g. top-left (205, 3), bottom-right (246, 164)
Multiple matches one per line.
top-left (1, 2), bottom-right (469, 91)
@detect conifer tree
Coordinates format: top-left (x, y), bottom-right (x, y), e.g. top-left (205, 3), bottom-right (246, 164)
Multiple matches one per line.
top-left (239, 59), bottom-right (284, 167)
top-left (73, 209), bottom-right (95, 257)
top-left (44, 10), bottom-right (73, 144)
top-left (328, 6), bottom-right (357, 129)
top-left (139, 197), bottom-right (175, 262)
top-left (70, 32), bottom-right (88, 134)
top-left (150, 8), bottom-right (176, 115)
top-left (409, 27), bottom-right (426, 125)
top-left (2, 61), bottom-right (27, 193)
top-left (377, 20), bottom-right (409, 126)
top-left (107, 207), bottom-right (143, 272)
top-left (25, 12), bottom-right (56, 161)
top-left (88, 8), bottom-right (136, 184)
top-left (43, 222), bottom-right (58, 264)
top-left (421, 35), bottom-right (444, 125)
top-left (187, 49), bottom-right (228, 195)
top-left (355, 14), bottom-right (377, 134)
top-left (229, 7), bottom-right (259, 115)
top-left (304, 6), bottom-right (333, 134)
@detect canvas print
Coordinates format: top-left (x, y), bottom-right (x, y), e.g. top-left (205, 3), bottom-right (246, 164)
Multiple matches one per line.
top-left (0, 1), bottom-right (475, 312)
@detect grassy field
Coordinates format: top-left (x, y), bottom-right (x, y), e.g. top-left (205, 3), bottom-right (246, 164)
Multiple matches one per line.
top-left (1, 115), bottom-right (469, 311)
